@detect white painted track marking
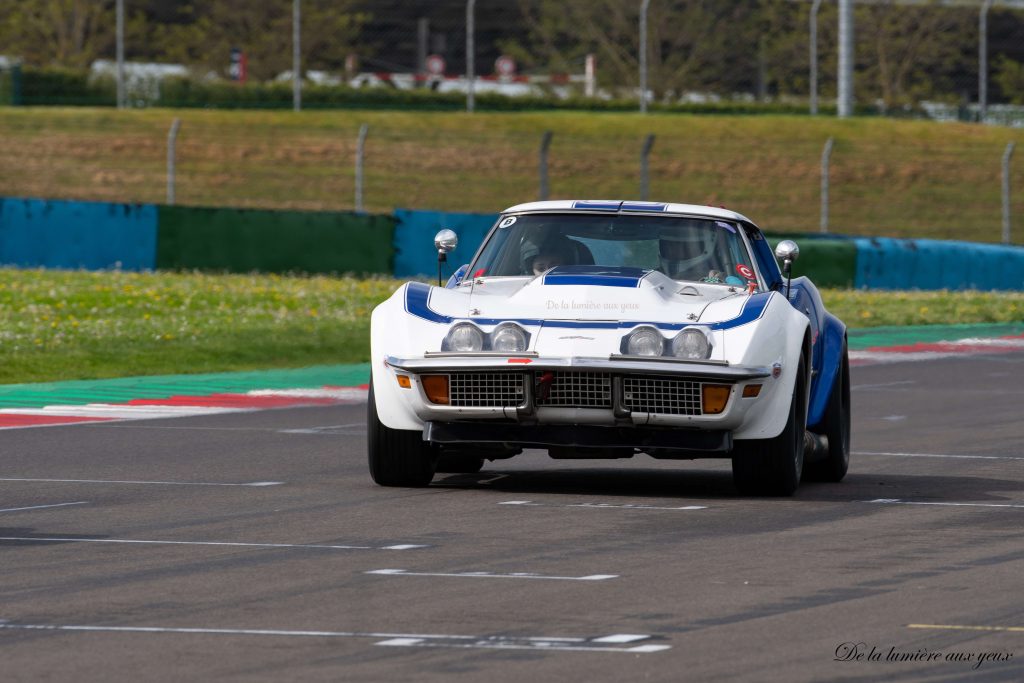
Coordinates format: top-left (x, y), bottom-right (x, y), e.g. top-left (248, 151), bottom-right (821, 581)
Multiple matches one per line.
top-left (0, 501), bottom-right (88, 513)
top-left (0, 622), bottom-right (669, 654)
top-left (1, 405), bottom-right (243, 419)
top-left (0, 477), bottom-right (284, 487)
top-left (0, 537), bottom-right (427, 550)
top-left (908, 624), bottom-right (1024, 634)
top-left (855, 451), bottom-right (1024, 461)
top-left (500, 500), bottom-right (707, 511)
top-left (366, 568), bottom-right (618, 581)
top-left (864, 499), bottom-right (1024, 509)
top-left (852, 380), bottom-right (917, 391)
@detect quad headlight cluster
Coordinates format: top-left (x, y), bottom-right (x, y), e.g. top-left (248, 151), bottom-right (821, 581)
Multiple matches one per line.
top-left (621, 325), bottom-right (713, 360)
top-left (442, 322), bottom-right (530, 353)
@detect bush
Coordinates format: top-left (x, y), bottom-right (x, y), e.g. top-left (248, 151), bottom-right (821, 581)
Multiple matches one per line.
top-left (16, 66), bottom-right (115, 106)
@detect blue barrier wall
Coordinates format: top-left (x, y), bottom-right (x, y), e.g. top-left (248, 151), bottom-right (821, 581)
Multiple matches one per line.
top-left (393, 209), bottom-right (497, 278)
top-left (854, 237), bottom-right (1024, 291)
top-left (0, 198), bottom-right (157, 270)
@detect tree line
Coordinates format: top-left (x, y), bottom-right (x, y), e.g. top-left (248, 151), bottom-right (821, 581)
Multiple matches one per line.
top-left (1, 0), bottom-right (1022, 105)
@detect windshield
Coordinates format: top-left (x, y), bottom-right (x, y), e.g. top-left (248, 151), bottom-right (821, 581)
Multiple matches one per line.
top-left (469, 213), bottom-right (757, 286)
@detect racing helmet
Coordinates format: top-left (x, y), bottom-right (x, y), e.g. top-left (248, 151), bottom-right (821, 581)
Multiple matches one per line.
top-left (658, 221), bottom-right (719, 280)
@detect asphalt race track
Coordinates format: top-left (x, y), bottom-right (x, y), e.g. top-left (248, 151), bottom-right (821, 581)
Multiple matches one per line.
top-left (2, 353), bottom-right (1022, 682)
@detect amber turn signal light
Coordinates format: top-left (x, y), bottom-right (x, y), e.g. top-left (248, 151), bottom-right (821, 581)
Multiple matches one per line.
top-left (701, 384), bottom-right (731, 414)
top-left (396, 375), bottom-right (412, 389)
top-left (742, 384), bottom-right (762, 398)
top-left (422, 375), bottom-right (450, 405)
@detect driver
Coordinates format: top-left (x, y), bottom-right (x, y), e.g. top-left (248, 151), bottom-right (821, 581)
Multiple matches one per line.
top-left (658, 222), bottom-right (720, 281)
top-left (522, 235), bottom-right (576, 275)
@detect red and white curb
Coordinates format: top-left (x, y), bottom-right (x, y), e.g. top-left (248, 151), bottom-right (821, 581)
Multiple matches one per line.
top-left (0, 387), bottom-right (369, 431)
top-left (850, 334), bottom-right (1024, 366)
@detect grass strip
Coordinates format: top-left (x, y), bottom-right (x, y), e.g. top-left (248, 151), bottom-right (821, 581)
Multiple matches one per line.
top-left (2, 268), bottom-right (1022, 385)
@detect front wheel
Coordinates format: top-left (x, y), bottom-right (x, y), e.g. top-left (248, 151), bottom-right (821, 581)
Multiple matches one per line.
top-left (803, 340), bottom-right (850, 482)
top-left (367, 380), bottom-right (436, 487)
top-left (732, 356), bottom-right (808, 497)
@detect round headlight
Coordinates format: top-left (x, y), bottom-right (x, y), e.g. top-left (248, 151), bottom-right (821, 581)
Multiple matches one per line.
top-left (625, 326), bottom-right (665, 357)
top-left (671, 327), bottom-right (712, 360)
top-left (444, 323), bottom-right (485, 352)
top-left (491, 323), bottom-right (528, 353)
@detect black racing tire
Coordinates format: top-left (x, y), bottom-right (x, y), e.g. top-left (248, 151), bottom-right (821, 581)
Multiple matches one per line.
top-left (732, 355), bottom-right (808, 497)
top-left (367, 380), bottom-right (436, 487)
top-left (435, 454), bottom-right (486, 474)
top-left (803, 340), bottom-right (851, 483)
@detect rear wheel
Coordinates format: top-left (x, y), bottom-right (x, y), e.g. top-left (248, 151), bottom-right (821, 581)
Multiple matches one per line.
top-left (732, 356), bottom-right (808, 496)
top-left (803, 341), bottom-right (850, 482)
top-left (367, 380), bottom-right (436, 487)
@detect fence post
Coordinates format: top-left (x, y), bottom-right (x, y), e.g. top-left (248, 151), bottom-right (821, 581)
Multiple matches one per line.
top-left (809, 0), bottom-right (822, 115)
top-left (293, 0), bottom-right (302, 112)
top-left (837, 0), bottom-right (854, 118)
top-left (355, 124), bottom-right (369, 213)
top-left (640, 134), bottom-right (655, 201)
top-left (466, 0), bottom-right (476, 113)
top-left (980, 0), bottom-right (993, 122)
top-left (1004, 141), bottom-right (1016, 244)
top-left (538, 131), bottom-right (553, 200)
top-left (116, 0), bottom-right (125, 109)
top-left (821, 137), bottom-right (834, 233)
top-left (166, 118), bottom-right (182, 205)
top-left (639, 0), bottom-right (651, 113)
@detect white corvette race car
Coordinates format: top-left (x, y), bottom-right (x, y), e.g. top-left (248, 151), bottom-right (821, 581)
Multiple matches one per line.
top-left (368, 200), bottom-right (850, 496)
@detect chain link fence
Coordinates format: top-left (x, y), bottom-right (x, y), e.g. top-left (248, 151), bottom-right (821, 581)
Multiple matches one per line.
top-left (0, 109), bottom-right (1020, 243)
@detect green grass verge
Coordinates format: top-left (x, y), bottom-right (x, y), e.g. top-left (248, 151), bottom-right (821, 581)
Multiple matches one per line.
top-left (2, 268), bottom-right (1022, 385)
top-left (1, 107), bottom-right (1022, 242)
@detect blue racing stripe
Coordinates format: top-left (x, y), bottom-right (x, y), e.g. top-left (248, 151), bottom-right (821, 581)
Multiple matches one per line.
top-left (404, 283), bottom-right (773, 332)
top-left (620, 201), bottom-right (668, 212)
top-left (571, 201), bottom-right (623, 211)
top-left (541, 265), bottom-right (650, 288)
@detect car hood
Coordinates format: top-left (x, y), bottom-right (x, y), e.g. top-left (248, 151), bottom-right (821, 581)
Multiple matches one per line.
top-left (460, 266), bottom-right (747, 325)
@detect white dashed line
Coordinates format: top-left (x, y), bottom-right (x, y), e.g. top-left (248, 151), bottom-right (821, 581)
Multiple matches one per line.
top-left (0, 537), bottom-right (428, 550)
top-left (499, 500), bottom-right (707, 511)
top-left (0, 501), bottom-right (88, 514)
top-left (366, 568), bottom-right (618, 581)
top-left (854, 451), bottom-right (1024, 461)
top-left (0, 477), bottom-right (284, 487)
top-left (0, 622), bottom-right (669, 654)
top-left (864, 499), bottom-right (1024, 509)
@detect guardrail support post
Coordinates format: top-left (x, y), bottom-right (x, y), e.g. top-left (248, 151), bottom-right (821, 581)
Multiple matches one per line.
top-left (538, 131), bottom-right (553, 200)
top-left (640, 134), bottom-right (655, 201)
top-left (1003, 141), bottom-right (1015, 244)
top-left (821, 137), bottom-right (834, 233)
top-left (355, 123), bottom-right (369, 213)
top-left (166, 118), bottom-right (181, 205)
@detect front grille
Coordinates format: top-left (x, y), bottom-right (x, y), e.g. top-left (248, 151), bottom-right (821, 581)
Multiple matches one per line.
top-left (448, 373), bottom-right (526, 408)
top-left (623, 375), bottom-right (703, 415)
top-left (535, 371), bottom-right (612, 408)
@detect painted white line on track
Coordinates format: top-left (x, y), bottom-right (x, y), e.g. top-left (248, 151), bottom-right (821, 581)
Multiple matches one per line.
top-left (0, 477), bottom-right (284, 487)
top-left (366, 568), bottom-right (618, 581)
top-left (0, 501), bottom-right (88, 514)
top-left (852, 380), bottom-right (917, 391)
top-left (500, 500), bottom-right (707, 511)
top-left (0, 622), bottom-right (669, 654)
top-left (908, 624), bottom-right (1024, 634)
top-left (854, 451), bottom-right (1024, 461)
top-left (864, 498), bottom-right (1024, 509)
top-left (0, 537), bottom-right (428, 550)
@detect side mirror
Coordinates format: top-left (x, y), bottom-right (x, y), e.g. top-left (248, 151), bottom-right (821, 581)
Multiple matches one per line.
top-left (774, 240), bottom-right (799, 297)
top-left (434, 229), bottom-right (458, 254)
top-left (434, 229), bottom-right (458, 285)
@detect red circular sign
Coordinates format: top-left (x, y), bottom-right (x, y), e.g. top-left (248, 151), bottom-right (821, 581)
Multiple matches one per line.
top-left (495, 55), bottom-right (516, 76)
top-left (425, 54), bottom-right (445, 76)
top-left (736, 264), bottom-right (755, 279)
